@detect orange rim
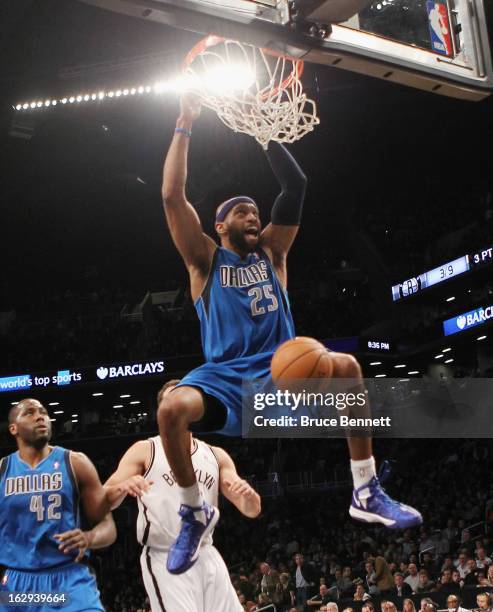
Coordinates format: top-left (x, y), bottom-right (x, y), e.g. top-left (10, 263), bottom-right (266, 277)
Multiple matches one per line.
top-left (183, 35), bottom-right (304, 98)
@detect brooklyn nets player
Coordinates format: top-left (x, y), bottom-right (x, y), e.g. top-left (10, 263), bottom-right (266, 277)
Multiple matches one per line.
top-left (104, 381), bottom-right (261, 612)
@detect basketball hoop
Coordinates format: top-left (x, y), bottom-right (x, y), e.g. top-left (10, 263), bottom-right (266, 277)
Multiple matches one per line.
top-left (183, 36), bottom-right (320, 149)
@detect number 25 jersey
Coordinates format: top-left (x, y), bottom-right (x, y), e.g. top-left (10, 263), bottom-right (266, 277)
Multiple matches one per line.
top-left (195, 247), bottom-right (295, 363)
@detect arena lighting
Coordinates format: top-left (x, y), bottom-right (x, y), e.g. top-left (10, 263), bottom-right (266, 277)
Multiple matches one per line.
top-left (130, 400), bottom-right (141, 405)
top-left (11, 401), bottom-right (18, 405)
top-left (50, 418), bottom-right (56, 422)
top-left (71, 419), bottom-right (78, 423)
top-left (434, 354), bottom-right (444, 359)
top-left (399, 378), bottom-right (410, 382)
top-left (408, 371), bottom-right (419, 375)
top-left (120, 394), bottom-right (131, 398)
top-left (48, 402), bottom-right (60, 406)
top-left (445, 358), bottom-right (454, 363)
top-left (375, 374), bottom-right (386, 377)
top-left (53, 410), bottom-right (64, 414)
top-left (442, 347), bottom-right (452, 352)
top-left (71, 414), bottom-right (78, 417)
top-left (92, 392), bottom-right (103, 396)
top-left (370, 361), bottom-right (382, 366)
top-left (394, 364), bottom-right (406, 368)
top-left (14, 65), bottom-right (257, 113)
top-left (477, 335), bottom-right (487, 340)
top-left (446, 296), bottom-right (455, 302)
top-left (113, 404), bottom-right (123, 408)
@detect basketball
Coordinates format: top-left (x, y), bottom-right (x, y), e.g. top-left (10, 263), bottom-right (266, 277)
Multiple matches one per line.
top-left (271, 336), bottom-right (333, 383)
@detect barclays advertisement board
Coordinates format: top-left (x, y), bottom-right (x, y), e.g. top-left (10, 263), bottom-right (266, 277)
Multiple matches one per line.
top-left (443, 305), bottom-right (493, 336)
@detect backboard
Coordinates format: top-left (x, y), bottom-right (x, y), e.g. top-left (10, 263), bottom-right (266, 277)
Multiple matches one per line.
top-left (78, 0), bottom-right (493, 100)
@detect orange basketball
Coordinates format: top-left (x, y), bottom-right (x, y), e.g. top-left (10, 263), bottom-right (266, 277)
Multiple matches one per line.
top-left (271, 337), bottom-right (333, 383)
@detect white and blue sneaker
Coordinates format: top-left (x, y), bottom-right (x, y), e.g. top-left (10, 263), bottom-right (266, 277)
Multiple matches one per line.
top-left (166, 502), bottom-right (219, 574)
top-left (349, 476), bottom-right (422, 529)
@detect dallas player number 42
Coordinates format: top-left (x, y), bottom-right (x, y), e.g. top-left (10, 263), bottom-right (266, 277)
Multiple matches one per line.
top-left (29, 494), bottom-right (62, 521)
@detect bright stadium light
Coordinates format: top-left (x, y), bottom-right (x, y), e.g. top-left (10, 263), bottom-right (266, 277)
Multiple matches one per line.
top-left (442, 347), bottom-right (451, 352)
top-left (408, 371), bottom-right (419, 375)
top-left (445, 358), bottom-right (454, 363)
top-left (113, 404), bottom-right (123, 409)
top-left (434, 354), bottom-right (444, 359)
top-left (69, 97), bottom-right (75, 103)
top-left (446, 296), bottom-right (455, 302)
top-left (199, 63), bottom-right (255, 95)
top-left (53, 410), bottom-right (64, 414)
top-left (375, 373), bottom-right (386, 377)
top-left (48, 402), bottom-right (60, 406)
top-left (370, 361), bottom-right (381, 366)
top-left (130, 400), bottom-right (141, 405)
top-left (477, 335), bottom-right (487, 340)
top-left (394, 364), bottom-right (406, 368)
top-left (120, 394), bottom-right (131, 398)
top-left (92, 392), bottom-right (103, 396)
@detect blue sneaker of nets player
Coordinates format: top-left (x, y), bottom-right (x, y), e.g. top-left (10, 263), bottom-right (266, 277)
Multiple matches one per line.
top-left (166, 502), bottom-right (219, 574)
top-left (349, 476), bottom-right (422, 529)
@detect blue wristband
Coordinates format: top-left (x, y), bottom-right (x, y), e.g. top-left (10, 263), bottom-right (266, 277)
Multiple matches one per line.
top-left (175, 127), bottom-right (192, 138)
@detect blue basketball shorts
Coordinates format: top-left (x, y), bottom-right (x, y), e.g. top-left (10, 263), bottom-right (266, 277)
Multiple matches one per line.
top-left (0, 563), bottom-right (104, 612)
top-left (176, 350), bottom-right (275, 436)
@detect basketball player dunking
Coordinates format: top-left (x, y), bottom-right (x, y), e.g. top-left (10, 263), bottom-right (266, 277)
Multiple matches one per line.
top-left (0, 398), bottom-right (116, 611)
top-left (159, 95), bottom-right (422, 574)
top-left (104, 380), bottom-right (260, 612)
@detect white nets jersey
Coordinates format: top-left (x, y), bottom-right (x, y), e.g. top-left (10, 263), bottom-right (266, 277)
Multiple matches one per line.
top-left (136, 436), bottom-right (219, 551)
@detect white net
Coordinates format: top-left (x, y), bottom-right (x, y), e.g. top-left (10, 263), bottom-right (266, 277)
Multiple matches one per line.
top-left (184, 36), bottom-right (320, 149)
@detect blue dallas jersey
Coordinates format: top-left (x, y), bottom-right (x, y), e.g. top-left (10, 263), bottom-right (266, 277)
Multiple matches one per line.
top-left (196, 247), bottom-right (295, 362)
top-left (0, 446), bottom-right (80, 571)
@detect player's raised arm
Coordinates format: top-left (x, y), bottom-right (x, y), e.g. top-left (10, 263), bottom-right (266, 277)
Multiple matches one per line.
top-left (260, 141), bottom-right (307, 283)
top-left (104, 440), bottom-right (152, 509)
top-left (162, 94), bottom-right (216, 288)
top-left (70, 451), bottom-right (112, 525)
top-left (213, 446), bottom-right (261, 519)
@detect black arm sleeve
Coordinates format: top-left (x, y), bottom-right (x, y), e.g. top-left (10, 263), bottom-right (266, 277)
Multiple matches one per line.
top-left (264, 141), bottom-right (307, 226)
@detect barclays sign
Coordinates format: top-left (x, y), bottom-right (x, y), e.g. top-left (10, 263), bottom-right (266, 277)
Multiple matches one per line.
top-left (443, 305), bottom-right (493, 336)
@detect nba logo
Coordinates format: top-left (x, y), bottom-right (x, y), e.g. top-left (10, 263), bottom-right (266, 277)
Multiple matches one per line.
top-left (427, 1), bottom-right (453, 56)
top-left (54, 462), bottom-right (60, 469)
top-left (1, 574), bottom-right (7, 585)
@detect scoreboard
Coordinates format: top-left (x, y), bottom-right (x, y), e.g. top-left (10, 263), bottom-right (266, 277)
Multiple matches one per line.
top-left (391, 245), bottom-right (493, 302)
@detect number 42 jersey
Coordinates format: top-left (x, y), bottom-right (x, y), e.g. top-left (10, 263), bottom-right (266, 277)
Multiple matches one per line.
top-left (0, 446), bottom-right (80, 570)
top-left (196, 247), bottom-right (295, 363)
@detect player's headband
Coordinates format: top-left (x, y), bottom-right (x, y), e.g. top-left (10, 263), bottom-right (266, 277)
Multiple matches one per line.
top-left (215, 196), bottom-right (257, 224)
